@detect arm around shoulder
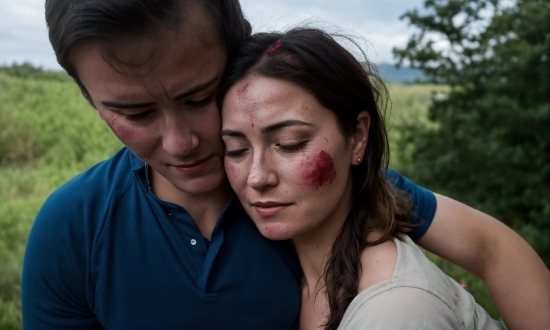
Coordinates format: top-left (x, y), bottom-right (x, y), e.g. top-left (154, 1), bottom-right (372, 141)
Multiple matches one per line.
top-left (417, 193), bottom-right (550, 330)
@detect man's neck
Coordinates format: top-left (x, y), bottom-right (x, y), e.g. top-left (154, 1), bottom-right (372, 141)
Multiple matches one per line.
top-left (149, 169), bottom-right (232, 239)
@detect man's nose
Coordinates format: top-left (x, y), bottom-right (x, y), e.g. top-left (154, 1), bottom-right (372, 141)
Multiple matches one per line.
top-left (162, 117), bottom-right (199, 157)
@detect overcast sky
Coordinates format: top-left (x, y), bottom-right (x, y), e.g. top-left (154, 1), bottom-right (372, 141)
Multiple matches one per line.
top-left (0, 0), bottom-right (425, 70)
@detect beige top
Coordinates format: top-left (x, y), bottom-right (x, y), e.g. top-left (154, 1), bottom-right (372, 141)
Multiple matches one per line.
top-left (339, 235), bottom-right (505, 329)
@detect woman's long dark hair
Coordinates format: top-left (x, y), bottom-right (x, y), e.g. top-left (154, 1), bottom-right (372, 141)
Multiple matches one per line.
top-left (219, 28), bottom-right (413, 330)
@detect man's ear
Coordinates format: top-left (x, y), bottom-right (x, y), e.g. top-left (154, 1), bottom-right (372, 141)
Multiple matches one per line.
top-left (350, 111), bottom-right (370, 165)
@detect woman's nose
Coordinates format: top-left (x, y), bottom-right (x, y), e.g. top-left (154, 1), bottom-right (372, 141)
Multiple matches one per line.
top-left (247, 154), bottom-right (278, 190)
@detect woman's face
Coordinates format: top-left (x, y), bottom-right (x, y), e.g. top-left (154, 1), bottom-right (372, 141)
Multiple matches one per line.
top-left (222, 75), bottom-right (367, 241)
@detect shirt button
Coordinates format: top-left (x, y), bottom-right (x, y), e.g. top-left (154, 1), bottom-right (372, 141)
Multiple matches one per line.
top-left (190, 239), bottom-right (197, 246)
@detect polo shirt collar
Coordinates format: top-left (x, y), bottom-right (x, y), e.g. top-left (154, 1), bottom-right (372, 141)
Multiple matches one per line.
top-left (127, 148), bottom-right (146, 172)
top-left (124, 147), bottom-right (242, 222)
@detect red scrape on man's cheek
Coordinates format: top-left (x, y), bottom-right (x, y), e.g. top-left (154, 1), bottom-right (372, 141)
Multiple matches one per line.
top-left (302, 150), bottom-right (336, 188)
top-left (105, 116), bottom-right (144, 148)
top-left (105, 116), bottom-right (137, 141)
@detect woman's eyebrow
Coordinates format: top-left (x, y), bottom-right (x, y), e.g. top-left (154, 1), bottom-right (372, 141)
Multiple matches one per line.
top-left (220, 120), bottom-right (311, 138)
top-left (220, 129), bottom-right (245, 138)
top-left (260, 120), bottom-right (311, 134)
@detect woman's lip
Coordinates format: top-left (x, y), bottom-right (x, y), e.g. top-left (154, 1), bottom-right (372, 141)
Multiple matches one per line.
top-left (173, 156), bottom-right (212, 174)
top-left (251, 202), bottom-right (291, 217)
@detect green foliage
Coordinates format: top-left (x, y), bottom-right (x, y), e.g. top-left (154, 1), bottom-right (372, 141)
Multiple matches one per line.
top-left (389, 83), bottom-right (501, 320)
top-left (0, 73), bottom-right (122, 329)
top-left (393, 0), bottom-right (550, 265)
top-left (0, 73), bottom-right (122, 167)
top-left (386, 83), bottom-right (448, 169)
top-left (0, 63), bottom-right (71, 82)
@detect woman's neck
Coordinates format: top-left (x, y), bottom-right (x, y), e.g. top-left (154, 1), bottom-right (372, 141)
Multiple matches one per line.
top-left (294, 234), bottom-right (333, 294)
top-left (293, 212), bottom-right (347, 330)
top-left (295, 237), bottom-right (332, 330)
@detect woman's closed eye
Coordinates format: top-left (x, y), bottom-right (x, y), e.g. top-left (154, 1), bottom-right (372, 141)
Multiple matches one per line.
top-left (277, 140), bottom-right (309, 152)
top-left (225, 148), bottom-right (248, 158)
top-left (224, 140), bottom-right (309, 158)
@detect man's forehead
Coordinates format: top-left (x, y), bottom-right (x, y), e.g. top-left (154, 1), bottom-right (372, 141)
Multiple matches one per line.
top-left (71, 1), bottom-right (224, 74)
top-left (71, 31), bottom-right (227, 105)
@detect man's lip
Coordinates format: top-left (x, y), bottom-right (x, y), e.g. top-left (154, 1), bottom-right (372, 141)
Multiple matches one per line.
top-left (170, 155), bottom-right (213, 174)
top-left (251, 201), bottom-right (290, 207)
top-left (173, 156), bottom-right (211, 168)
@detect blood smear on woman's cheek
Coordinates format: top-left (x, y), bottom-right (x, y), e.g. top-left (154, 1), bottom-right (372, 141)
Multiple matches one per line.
top-left (302, 150), bottom-right (336, 188)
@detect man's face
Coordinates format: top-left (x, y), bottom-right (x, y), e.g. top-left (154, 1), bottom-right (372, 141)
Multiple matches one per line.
top-left (72, 7), bottom-right (228, 202)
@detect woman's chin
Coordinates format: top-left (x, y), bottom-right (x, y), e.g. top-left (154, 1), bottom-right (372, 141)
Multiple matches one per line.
top-left (257, 223), bottom-right (296, 241)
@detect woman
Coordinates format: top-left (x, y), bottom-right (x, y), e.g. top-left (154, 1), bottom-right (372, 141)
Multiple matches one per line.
top-left (220, 28), bottom-right (505, 329)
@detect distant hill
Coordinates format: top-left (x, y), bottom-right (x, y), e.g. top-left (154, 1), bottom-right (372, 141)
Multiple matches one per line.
top-left (376, 63), bottom-right (426, 83)
top-left (0, 62), bottom-right (425, 84)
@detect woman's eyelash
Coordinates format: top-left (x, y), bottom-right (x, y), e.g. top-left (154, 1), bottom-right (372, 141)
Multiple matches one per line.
top-left (225, 141), bottom-right (309, 157)
top-left (225, 148), bottom-right (247, 157)
top-left (278, 141), bottom-right (309, 152)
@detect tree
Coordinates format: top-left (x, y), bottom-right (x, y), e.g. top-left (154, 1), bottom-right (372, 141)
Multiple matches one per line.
top-left (393, 0), bottom-right (550, 265)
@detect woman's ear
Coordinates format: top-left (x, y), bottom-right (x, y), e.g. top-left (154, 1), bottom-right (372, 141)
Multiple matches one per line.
top-left (350, 111), bottom-right (370, 165)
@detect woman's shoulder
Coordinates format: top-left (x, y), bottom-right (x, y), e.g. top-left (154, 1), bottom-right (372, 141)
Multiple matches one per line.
top-left (357, 233), bottom-right (397, 292)
top-left (345, 237), bottom-right (469, 329)
top-left (339, 284), bottom-right (463, 329)
top-left (342, 235), bottom-right (503, 330)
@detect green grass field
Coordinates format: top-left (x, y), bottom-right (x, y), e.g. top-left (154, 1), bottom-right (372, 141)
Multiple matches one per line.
top-left (0, 72), bottom-right (498, 329)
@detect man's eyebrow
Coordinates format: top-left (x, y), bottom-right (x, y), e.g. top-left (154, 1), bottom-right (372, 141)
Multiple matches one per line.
top-left (101, 100), bottom-right (155, 109)
top-left (261, 120), bottom-right (311, 134)
top-left (172, 76), bottom-right (218, 102)
top-left (100, 76), bottom-right (218, 109)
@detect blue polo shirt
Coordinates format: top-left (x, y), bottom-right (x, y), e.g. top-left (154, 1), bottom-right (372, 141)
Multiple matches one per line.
top-left (22, 147), bottom-right (436, 329)
top-left (386, 168), bottom-right (436, 240)
top-left (22, 148), bottom-right (301, 329)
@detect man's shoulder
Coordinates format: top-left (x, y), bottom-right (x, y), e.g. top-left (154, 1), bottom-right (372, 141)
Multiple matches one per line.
top-left (52, 147), bottom-right (138, 200)
top-left (35, 147), bottom-right (141, 227)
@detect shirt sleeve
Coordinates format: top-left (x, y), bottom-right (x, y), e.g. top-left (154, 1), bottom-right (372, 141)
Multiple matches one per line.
top-left (339, 286), bottom-right (461, 330)
top-left (385, 168), bottom-right (437, 240)
top-left (21, 189), bottom-right (99, 329)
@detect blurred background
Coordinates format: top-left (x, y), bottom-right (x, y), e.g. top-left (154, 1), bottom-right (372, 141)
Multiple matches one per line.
top-left (1, 0), bottom-right (548, 328)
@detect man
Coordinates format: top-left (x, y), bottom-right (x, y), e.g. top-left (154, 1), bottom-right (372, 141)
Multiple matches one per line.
top-left (22, 0), bottom-right (549, 329)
